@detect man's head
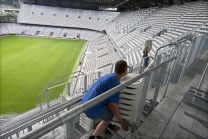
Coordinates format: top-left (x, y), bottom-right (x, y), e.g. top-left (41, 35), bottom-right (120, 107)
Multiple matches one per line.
top-left (114, 60), bottom-right (128, 79)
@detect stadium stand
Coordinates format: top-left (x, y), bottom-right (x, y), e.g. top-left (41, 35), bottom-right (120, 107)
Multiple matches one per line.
top-left (0, 23), bottom-right (9, 34)
top-left (106, 1), bottom-right (208, 65)
top-left (17, 4), bottom-right (120, 31)
top-left (1, 23), bottom-right (105, 39)
top-left (0, 1), bottom-right (208, 139)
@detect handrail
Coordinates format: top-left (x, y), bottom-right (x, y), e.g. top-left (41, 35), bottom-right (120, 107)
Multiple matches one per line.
top-left (38, 71), bottom-right (87, 111)
top-left (47, 82), bottom-right (68, 90)
top-left (153, 38), bottom-right (191, 65)
top-left (180, 35), bottom-right (207, 79)
top-left (0, 96), bottom-right (83, 138)
top-left (151, 38), bottom-right (192, 87)
top-left (19, 57), bottom-right (176, 139)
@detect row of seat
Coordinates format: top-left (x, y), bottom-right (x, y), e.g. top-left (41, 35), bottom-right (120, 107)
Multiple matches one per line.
top-left (97, 47), bottom-right (109, 58)
top-left (107, 0), bottom-right (207, 62)
top-left (18, 4), bottom-right (120, 31)
top-left (108, 5), bottom-right (175, 44)
top-left (96, 52), bottom-right (120, 68)
top-left (82, 36), bottom-right (120, 74)
top-left (0, 23), bottom-right (105, 40)
top-left (115, 7), bottom-right (159, 33)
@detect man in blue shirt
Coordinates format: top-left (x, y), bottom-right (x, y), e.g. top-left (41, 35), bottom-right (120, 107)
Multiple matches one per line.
top-left (82, 60), bottom-right (131, 139)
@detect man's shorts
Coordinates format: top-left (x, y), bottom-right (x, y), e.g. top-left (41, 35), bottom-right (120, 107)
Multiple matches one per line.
top-left (144, 57), bottom-right (149, 67)
top-left (86, 108), bottom-right (113, 122)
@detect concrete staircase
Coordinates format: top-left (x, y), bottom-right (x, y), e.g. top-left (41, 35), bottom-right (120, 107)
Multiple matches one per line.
top-left (128, 51), bottom-right (208, 139)
top-left (16, 51), bottom-right (206, 139)
top-left (79, 51), bottom-right (207, 139)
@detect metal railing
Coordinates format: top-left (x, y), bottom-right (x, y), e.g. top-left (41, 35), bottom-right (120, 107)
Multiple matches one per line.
top-left (38, 70), bottom-right (109, 112)
top-left (0, 95), bottom-right (83, 139)
top-left (0, 71), bottom-right (106, 139)
top-left (178, 64), bottom-right (208, 139)
top-left (180, 34), bottom-right (208, 78)
top-left (150, 35), bottom-right (205, 88)
top-left (151, 41), bottom-right (178, 87)
top-left (38, 71), bottom-right (87, 111)
top-left (2, 35), bottom-right (207, 139)
top-left (192, 63), bottom-right (208, 102)
top-left (20, 56), bottom-right (176, 139)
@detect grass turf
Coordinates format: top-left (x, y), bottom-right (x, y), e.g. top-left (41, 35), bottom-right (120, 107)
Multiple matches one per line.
top-left (0, 36), bottom-right (86, 114)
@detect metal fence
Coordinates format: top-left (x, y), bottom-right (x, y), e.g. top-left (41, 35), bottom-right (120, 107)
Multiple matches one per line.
top-left (1, 35), bottom-right (207, 139)
top-left (180, 34), bottom-right (208, 78)
top-left (38, 70), bottom-right (108, 111)
top-left (20, 56), bottom-right (177, 139)
top-left (38, 71), bottom-right (87, 111)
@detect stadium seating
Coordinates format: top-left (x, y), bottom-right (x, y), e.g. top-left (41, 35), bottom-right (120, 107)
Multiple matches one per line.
top-left (1, 23), bottom-right (105, 40)
top-left (1, 1), bottom-right (208, 138)
top-left (18, 4), bottom-right (120, 31)
top-left (82, 36), bottom-right (120, 74)
top-left (0, 23), bottom-right (9, 34)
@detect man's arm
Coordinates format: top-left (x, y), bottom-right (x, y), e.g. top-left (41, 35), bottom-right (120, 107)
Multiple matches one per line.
top-left (109, 102), bottom-right (131, 131)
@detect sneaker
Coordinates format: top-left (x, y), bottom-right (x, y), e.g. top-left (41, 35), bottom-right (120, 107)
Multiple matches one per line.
top-left (105, 128), bottom-right (111, 134)
top-left (89, 135), bottom-right (107, 139)
top-left (108, 123), bottom-right (118, 131)
top-left (105, 124), bottom-right (119, 134)
top-left (97, 135), bottom-right (107, 139)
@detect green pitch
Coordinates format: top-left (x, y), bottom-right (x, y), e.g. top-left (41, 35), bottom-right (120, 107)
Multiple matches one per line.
top-left (0, 36), bottom-right (86, 114)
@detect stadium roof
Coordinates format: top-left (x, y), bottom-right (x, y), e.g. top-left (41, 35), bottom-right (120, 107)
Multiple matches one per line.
top-left (19, 0), bottom-right (164, 11)
top-left (19, 0), bottom-right (200, 11)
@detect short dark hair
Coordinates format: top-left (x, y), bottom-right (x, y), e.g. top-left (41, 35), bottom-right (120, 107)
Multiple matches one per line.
top-left (114, 60), bottom-right (128, 74)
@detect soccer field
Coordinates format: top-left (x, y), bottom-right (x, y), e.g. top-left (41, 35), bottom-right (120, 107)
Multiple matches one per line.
top-left (0, 36), bottom-right (86, 114)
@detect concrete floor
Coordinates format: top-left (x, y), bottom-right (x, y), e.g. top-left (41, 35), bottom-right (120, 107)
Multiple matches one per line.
top-left (128, 50), bottom-right (208, 139)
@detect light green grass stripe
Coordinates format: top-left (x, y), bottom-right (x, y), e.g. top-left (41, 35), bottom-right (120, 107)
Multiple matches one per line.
top-left (0, 36), bottom-right (86, 114)
top-left (62, 41), bottom-right (87, 95)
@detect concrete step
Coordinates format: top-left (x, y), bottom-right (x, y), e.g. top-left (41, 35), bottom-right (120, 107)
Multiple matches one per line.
top-left (146, 82), bottom-right (175, 103)
top-left (80, 128), bottom-right (131, 139)
top-left (127, 74), bottom-right (197, 139)
top-left (176, 73), bottom-right (208, 139)
top-left (80, 130), bottom-right (108, 139)
top-left (189, 108), bottom-right (208, 139)
top-left (160, 75), bottom-right (203, 139)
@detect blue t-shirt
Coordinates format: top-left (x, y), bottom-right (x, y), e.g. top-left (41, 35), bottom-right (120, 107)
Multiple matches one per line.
top-left (81, 73), bottom-right (120, 116)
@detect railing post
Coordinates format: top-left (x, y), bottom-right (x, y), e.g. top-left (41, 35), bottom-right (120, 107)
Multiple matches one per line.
top-left (66, 119), bottom-right (76, 139)
top-left (193, 63), bottom-right (208, 101)
top-left (180, 38), bottom-right (196, 78)
top-left (134, 73), bottom-right (151, 129)
top-left (151, 54), bottom-right (162, 87)
top-left (129, 65), bottom-right (133, 73)
top-left (67, 82), bottom-right (70, 96)
top-left (46, 89), bottom-right (50, 108)
top-left (16, 133), bottom-right (19, 138)
top-left (110, 63), bottom-right (114, 73)
top-left (98, 71), bottom-right (101, 78)
top-left (27, 126), bottom-right (32, 132)
top-left (151, 64), bottom-right (166, 110)
top-left (84, 75), bottom-right (87, 93)
top-left (170, 46), bottom-right (182, 83)
top-left (161, 49), bottom-right (178, 101)
top-left (162, 48), bottom-right (175, 86)
top-left (39, 96), bottom-right (42, 112)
